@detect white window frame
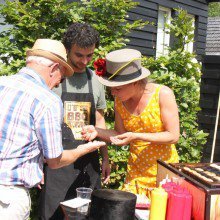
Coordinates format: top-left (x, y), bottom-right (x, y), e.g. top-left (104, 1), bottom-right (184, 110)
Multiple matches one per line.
top-left (184, 13), bottom-right (195, 53)
top-left (156, 6), bottom-right (171, 58)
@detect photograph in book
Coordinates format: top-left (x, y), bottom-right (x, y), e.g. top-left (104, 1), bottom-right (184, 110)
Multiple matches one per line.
top-left (64, 101), bottom-right (91, 140)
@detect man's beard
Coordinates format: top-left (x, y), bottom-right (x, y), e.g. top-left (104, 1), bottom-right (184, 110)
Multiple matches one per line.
top-left (69, 56), bottom-right (86, 71)
top-left (68, 57), bottom-right (78, 69)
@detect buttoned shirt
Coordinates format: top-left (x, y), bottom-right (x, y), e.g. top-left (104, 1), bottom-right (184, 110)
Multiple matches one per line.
top-left (0, 67), bottom-right (63, 188)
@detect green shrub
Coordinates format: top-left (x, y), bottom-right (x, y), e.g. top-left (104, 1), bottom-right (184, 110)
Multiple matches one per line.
top-left (143, 8), bottom-right (208, 162)
top-left (208, 2), bottom-right (220, 17)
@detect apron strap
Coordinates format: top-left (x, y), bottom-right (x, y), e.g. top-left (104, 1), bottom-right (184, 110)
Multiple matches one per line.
top-left (86, 68), bottom-right (93, 94)
top-left (61, 77), bottom-right (67, 92)
top-left (86, 68), bottom-right (96, 125)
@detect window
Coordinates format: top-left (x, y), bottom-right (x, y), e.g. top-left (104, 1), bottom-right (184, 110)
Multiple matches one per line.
top-left (184, 14), bottom-right (195, 53)
top-left (156, 6), bottom-right (171, 57)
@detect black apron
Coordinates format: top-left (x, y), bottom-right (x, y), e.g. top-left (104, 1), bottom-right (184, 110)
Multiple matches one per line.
top-left (39, 69), bottom-right (101, 220)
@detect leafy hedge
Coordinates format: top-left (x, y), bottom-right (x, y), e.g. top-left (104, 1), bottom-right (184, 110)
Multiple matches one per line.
top-left (208, 2), bottom-right (220, 17)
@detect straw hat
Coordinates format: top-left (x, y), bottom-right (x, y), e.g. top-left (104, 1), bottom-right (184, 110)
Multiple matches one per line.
top-left (26, 39), bottom-right (74, 76)
top-left (97, 49), bottom-right (150, 87)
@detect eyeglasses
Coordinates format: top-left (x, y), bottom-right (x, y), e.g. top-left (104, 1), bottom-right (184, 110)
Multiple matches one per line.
top-left (60, 77), bottom-right (66, 83)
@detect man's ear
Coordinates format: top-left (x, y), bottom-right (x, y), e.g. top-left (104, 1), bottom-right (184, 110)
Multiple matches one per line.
top-left (50, 63), bottom-right (59, 73)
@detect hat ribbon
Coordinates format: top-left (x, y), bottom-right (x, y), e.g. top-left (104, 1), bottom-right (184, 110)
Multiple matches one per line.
top-left (32, 49), bottom-right (67, 62)
top-left (108, 58), bottom-right (141, 80)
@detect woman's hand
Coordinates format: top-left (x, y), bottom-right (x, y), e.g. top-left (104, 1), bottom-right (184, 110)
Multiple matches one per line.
top-left (110, 132), bottom-right (135, 146)
top-left (82, 125), bottom-right (98, 141)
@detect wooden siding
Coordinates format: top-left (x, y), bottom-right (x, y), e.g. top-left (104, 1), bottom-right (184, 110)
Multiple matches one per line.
top-left (206, 17), bottom-right (220, 55)
top-left (127, 0), bottom-right (208, 58)
top-left (199, 56), bottom-right (220, 162)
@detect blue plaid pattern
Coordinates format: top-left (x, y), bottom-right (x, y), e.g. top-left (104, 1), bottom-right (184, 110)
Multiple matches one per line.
top-left (0, 67), bottom-right (63, 188)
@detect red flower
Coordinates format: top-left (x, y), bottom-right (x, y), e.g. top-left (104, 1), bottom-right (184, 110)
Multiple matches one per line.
top-left (94, 58), bottom-right (106, 76)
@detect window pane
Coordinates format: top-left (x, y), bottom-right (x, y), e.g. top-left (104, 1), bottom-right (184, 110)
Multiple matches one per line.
top-left (156, 7), bottom-right (171, 57)
top-left (185, 14), bottom-right (195, 53)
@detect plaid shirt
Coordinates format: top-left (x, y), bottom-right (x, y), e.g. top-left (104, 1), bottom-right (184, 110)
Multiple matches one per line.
top-left (0, 67), bottom-right (63, 188)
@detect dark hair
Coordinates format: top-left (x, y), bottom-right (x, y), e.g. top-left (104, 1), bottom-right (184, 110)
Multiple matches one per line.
top-left (63, 22), bottom-right (100, 51)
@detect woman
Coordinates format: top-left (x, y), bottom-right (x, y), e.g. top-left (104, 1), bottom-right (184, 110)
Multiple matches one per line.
top-left (82, 48), bottom-right (179, 194)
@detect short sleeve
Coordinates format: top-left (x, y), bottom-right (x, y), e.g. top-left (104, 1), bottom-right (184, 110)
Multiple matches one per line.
top-left (35, 101), bottom-right (63, 159)
top-left (96, 83), bottom-right (106, 110)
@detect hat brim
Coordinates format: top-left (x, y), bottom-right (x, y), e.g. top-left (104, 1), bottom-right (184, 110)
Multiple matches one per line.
top-left (26, 49), bottom-right (74, 77)
top-left (97, 67), bottom-right (150, 87)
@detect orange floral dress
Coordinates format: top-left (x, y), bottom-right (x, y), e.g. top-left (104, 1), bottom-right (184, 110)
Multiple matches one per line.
top-left (115, 85), bottom-right (179, 194)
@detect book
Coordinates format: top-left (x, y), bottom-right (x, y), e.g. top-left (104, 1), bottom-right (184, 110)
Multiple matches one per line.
top-left (64, 101), bottom-right (91, 140)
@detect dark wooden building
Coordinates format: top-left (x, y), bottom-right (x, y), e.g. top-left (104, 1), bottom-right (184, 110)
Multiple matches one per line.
top-left (200, 17), bottom-right (220, 162)
top-left (127, 0), bottom-right (209, 59)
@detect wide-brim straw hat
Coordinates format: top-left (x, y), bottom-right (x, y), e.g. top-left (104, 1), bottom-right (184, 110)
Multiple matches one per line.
top-left (98, 48), bottom-right (150, 87)
top-left (26, 39), bottom-right (74, 77)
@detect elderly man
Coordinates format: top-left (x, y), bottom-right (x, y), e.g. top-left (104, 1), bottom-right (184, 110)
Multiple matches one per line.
top-left (0, 39), bottom-right (105, 220)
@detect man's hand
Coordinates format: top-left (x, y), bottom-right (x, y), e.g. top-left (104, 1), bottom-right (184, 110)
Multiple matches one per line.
top-left (37, 174), bottom-right (44, 189)
top-left (46, 141), bottom-right (106, 170)
top-left (110, 132), bottom-right (135, 146)
top-left (82, 125), bottom-right (98, 141)
top-left (101, 159), bottom-right (111, 184)
top-left (77, 140), bottom-right (106, 153)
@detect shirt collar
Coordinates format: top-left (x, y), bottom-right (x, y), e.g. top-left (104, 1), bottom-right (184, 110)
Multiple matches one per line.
top-left (19, 67), bottom-right (48, 89)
